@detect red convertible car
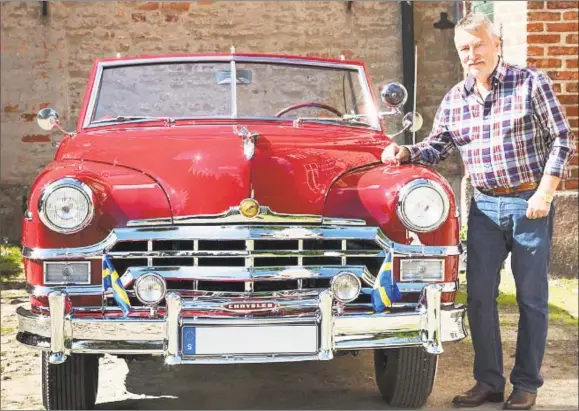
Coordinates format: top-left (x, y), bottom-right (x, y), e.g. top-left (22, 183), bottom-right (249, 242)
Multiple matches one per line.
top-left (17, 52), bottom-right (466, 409)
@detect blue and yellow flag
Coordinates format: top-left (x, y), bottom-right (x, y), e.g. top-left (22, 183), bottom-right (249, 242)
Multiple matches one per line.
top-left (371, 251), bottom-right (401, 312)
top-left (102, 254), bottom-right (131, 316)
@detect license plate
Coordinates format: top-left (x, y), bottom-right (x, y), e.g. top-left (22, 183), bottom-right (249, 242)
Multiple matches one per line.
top-left (181, 325), bottom-right (318, 356)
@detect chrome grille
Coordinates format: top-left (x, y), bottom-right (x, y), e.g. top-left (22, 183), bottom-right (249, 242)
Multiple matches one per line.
top-left (110, 239), bottom-right (383, 269)
top-left (108, 238), bottom-right (384, 296)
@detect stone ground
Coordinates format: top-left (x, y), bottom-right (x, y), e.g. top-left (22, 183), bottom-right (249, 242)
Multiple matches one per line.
top-left (1, 278), bottom-right (577, 410)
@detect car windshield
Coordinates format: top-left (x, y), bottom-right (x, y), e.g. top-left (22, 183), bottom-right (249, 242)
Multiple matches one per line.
top-left (89, 59), bottom-right (379, 129)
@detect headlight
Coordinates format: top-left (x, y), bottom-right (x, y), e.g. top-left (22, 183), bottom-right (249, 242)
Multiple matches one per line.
top-left (134, 273), bottom-right (167, 305)
top-left (38, 178), bottom-right (94, 234)
top-left (397, 179), bottom-right (450, 233)
top-left (331, 271), bottom-right (361, 302)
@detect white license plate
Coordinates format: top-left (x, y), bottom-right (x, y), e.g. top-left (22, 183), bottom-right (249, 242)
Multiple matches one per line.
top-left (181, 325), bottom-right (318, 356)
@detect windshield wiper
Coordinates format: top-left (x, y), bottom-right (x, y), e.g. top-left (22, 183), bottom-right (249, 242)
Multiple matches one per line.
top-left (293, 116), bottom-right (373, 128)
top-left (91, 115), bottom-right (175, 125)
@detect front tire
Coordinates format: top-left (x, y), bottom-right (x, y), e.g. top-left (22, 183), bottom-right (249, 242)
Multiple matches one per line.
top-left (42, 352), bottom-right (99, 410)
top-left (373, 347), bottom-right (438, 408)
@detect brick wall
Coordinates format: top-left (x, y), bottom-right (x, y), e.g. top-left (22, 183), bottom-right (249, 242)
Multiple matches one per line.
top-left (494, 2), bottom-right (528, 66)
top-left (527, 0), bottom-right (579, 191)
top-left (0, 1), bottom-right (463, 242)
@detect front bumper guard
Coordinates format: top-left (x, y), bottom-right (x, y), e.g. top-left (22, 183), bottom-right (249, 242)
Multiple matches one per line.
top-left (17, 284), bottom-right (467, 365)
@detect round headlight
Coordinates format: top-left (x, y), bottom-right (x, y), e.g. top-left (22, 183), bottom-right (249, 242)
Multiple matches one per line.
top-left (134, 273), bottom-right (167, 305)
top-left (331, 272), bottom-right (361, 303)
top-left (397, 179), bottom-right (450, 233)
top-left (38, 178), bottom-right (94, 234)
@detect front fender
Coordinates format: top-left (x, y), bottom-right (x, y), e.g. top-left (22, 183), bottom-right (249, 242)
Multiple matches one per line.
top-left (22, 160), bottom-right (172, 250)
top-left (324, 163), bottom-right (459, 246)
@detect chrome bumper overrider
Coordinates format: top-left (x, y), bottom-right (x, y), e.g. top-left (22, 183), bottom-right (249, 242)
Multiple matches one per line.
top-left (17, 285), bottom-right (467, 365)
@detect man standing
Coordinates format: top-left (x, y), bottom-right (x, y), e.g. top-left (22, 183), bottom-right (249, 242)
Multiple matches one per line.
top-left (381, 12), bottom-right (576, 410)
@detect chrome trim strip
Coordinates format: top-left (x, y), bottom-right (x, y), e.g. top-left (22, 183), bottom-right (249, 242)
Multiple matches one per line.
top-left (128, 265), bottom-right (372, 281)
top-left (83, 63), bottom-right (103, 128)
top-left (230, 58), bottom-right (237, 118)
top-left (128, 207), bottom-right (366, 227)
top-left (397, 281), bottom-right (457, 293)
top-left (27, 283), bottom-right (102, 297)
top-left (25, 278), bottom-right (456, 299)
top-left (22, 225), bottom-right (462, 260)
top-left (108, 249), bottom-right (384, 258)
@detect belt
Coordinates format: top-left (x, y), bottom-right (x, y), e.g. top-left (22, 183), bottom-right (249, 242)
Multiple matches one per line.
top-left (479, 181), bottom-right (538, 196)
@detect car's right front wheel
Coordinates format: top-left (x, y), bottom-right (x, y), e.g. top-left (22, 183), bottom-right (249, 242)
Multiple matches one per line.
top-left (373, 347), bottom-right (438, 408)
top-left (41, 352), bottom-right (99, 410)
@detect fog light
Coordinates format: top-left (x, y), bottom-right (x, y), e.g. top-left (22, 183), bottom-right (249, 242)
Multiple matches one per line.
top-left (400, 259), bottom-right (444, 281)
top-left (44, 261), bottom-right (90, 284)
top-left (134, 273), bottom-right (166, 305)
top-left (331, 272), bottom-right (361, 302)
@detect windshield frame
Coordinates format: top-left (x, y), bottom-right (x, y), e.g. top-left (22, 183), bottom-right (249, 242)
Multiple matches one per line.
top-left (81, 55), bottom-right (382, 132)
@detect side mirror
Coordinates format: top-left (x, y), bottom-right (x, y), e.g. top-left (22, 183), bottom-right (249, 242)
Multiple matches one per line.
top-left (37, 108), bottom-right (60, 131)
top-left (402, 111), bottom-right (423, 133)
top-left (380, 82), bottom-right (408, 108)
top-left (36, 108), bottom-right (75, 146)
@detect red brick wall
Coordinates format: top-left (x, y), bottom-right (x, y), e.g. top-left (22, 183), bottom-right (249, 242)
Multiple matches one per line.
top-left (528, 1), bottom-right (579, 191)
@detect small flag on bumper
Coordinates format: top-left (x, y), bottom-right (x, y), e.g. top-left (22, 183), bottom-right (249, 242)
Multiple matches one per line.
top-left (102, 254), bottom-right (131, 316)
top-left (371, 251), bottom-right (401, 312)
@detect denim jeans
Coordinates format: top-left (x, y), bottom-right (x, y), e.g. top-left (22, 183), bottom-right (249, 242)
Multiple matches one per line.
top-left (466, 188), bottom-right (554, 394)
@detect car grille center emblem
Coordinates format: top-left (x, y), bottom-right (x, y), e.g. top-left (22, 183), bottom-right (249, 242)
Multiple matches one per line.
top-left (240, 198), bottom-right (260, 218)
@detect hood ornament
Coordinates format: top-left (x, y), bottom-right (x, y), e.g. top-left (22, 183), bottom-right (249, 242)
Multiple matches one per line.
top-left (234, 126), bottom-right (260, 160)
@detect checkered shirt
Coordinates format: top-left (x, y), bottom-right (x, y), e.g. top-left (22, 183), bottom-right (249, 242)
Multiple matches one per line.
top-left (406, 58), bottom-right (576, 190)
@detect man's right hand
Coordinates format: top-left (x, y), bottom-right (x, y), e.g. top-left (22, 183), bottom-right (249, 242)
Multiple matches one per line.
top-left (381, 143), bottom-right (411, 164)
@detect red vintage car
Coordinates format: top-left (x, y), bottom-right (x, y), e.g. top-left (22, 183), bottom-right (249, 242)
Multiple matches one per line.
top-left (17, 53), bottom-right (466, 410)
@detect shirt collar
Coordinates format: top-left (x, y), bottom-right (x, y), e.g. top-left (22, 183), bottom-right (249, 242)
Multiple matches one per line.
top-left (462, 56), bottom-right (506, 97)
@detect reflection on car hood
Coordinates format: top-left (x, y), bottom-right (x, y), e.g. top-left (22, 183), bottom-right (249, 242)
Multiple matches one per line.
top-left (57, 123), bottom-right (386, 217)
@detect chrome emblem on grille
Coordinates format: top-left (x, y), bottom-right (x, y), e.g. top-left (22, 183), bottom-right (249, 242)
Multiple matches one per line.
top-left (240, 198), bottom-right (260, 218)
top-left (223, 302), bottom-right (278, 312)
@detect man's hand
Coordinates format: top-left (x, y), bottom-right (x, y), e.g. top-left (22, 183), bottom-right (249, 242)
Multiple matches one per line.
top-left (381, 143), bottom-right (411, 164)
top-left (526, 192), bottom-right (552, 219)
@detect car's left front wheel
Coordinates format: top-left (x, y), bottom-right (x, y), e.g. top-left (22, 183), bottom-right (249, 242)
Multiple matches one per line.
top-left (41, 352), bottom-right (99, 410)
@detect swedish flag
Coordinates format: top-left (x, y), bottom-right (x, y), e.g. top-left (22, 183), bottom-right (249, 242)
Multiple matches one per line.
top-left (371, 251), bottom-right (401, 312)
top-left (102, 254), bottom-right (131, 316)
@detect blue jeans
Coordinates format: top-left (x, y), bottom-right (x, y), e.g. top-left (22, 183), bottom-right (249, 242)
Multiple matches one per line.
top-left (466, 188), bottom-right (554, 394)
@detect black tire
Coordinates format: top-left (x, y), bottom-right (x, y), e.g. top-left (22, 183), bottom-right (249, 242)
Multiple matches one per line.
top-left (42, 352), bottom-right (99, 410)
top-left (373, 347), bottom-right (438, 408)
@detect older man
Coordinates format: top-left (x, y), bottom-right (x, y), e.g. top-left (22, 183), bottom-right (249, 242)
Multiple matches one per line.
top-left (382, 12), bottom-right (576, 410)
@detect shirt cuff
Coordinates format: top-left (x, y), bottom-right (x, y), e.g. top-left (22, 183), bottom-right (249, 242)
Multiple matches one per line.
top-left (401, 145), bottom-right (422, 162)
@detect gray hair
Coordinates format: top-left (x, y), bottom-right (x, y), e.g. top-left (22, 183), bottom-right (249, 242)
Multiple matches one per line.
top-left (456, 12), bottom-right (501, 40)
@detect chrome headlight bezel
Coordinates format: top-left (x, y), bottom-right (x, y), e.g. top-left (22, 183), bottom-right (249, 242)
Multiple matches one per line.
top-left (330, 271), bottom-right (362, 303)
top-left (134, 272), bottom-right (167, 306)
top-left (396, 179), bottom-right (450, 233)
top-left (38, 178), bottom-right (95, 234)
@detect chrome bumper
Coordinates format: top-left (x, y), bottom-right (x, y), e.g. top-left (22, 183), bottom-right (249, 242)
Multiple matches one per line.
top-left (17, 285), bottom-right (466, 365)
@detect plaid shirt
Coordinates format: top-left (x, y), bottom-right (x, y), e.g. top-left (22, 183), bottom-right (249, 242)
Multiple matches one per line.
top-left (406, 58), bottom-right (576, 190)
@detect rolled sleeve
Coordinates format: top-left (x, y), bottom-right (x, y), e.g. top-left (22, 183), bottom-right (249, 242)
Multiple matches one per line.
top-left (532, 72), bottom-right (577, 177)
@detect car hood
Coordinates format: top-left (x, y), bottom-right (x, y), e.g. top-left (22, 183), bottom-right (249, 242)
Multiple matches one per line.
top-left (57, 123), bottom-right (386, 217)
